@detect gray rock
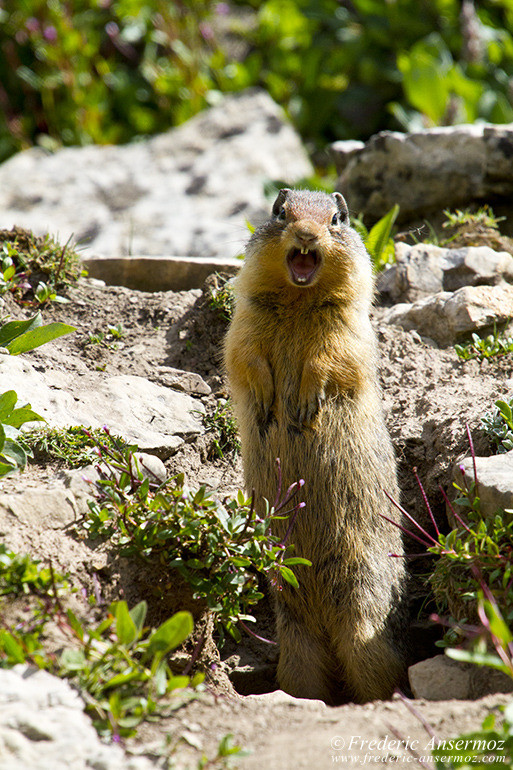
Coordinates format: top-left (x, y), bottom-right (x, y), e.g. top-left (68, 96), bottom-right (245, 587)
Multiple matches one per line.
top-left (337, 123), bottom-right (513, 221)
top-left (0, 89), bottom-right (313, 261)
top-left (83, 255), bottom-right (241, 292)
top-left (0, 356), bottom-right (204, 458)
top-left (378, 243), bottom-right (445, 302)
top-left (0, 666), bottom-right (155, 770)
top-left (156, 366), bottom-right (212, 396)
top-left (453, 451), bottom-right (513, 520)
top-left (0, 467), bottom-right (101, 530)
top-left (378, 243), bottom-right (513, 303)
top-left (131, 452), bottom-right (168, 484)
top-left (409, 655), bottom-right (513, 701)
top-left (409, 655), bottom-right (471, 700)
top-left (0, 488), bottom-right (80, 529)
top-left (330, 139), bottom-right (365, 175)
top-left (382, 284), bottom-right (513, 345)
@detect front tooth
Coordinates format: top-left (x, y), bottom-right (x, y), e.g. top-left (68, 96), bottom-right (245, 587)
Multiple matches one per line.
top-left (301, 246), bottom-right (308, 254)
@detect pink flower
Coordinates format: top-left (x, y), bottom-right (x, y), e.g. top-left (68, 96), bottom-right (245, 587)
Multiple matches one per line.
top-left (25, 17), bottom-right (40, 33)
top-left (43, 25), bottom-right (58, 42)
top-left (199, 22), bottom-right (214, 41)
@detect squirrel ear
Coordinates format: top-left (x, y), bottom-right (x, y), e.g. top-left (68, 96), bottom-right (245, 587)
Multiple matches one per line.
top-left (272, 188), bottom-right (292, 217)
top-left (332, 192), bottom-right (349, 225)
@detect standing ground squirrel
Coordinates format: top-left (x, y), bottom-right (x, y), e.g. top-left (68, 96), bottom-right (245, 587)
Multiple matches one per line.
top-left (224, 188), bottom-right (409, 704)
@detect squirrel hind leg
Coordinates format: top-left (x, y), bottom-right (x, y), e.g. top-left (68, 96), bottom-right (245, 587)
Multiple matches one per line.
top-left (331, 622), bottom-right (408, 704)
top-left (275, 608), bottom-right (332, 703)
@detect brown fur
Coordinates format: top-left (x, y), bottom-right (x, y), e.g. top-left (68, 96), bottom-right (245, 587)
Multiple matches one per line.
top-left (224, 189), bottom-right (409, 704)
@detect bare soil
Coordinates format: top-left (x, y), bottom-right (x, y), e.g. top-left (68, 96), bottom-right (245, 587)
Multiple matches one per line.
top-left (1, 272), bottom-right (511, 768)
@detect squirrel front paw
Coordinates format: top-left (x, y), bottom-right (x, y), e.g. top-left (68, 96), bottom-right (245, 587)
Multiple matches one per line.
top-left (247, 357), bottom-right (274, 425)
top-left (297, 387), bottom-right (325, 428)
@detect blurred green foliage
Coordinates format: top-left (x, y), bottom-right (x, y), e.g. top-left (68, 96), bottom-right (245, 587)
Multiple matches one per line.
top-left (1, 0), bottom-right (513, 163)
top-left (0, 0), bottom-right (224, 161)
top-left (229, 0), bottom-right (513, 147)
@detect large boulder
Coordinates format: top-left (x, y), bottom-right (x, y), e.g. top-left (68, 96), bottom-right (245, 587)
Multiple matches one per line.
top-left (0, 89), bottom-right (313, 260)
top-left (378, 243), bottom-right (513, 303)
top-left (383, 284), bottom-right (513, 346)
top-left (0, 355), bottom-right (205, 458)
top-left (335, 123), bottom-right (513, 221)
top-left (0, 666), bottom-right (154, 770)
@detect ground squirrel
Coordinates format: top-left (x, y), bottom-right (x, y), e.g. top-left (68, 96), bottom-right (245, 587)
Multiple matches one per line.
top-left (224, 188), bottom-right (409, 704)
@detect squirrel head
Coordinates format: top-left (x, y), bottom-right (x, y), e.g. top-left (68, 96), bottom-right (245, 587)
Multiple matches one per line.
top-left (243, 188), bottom-right (373, 302)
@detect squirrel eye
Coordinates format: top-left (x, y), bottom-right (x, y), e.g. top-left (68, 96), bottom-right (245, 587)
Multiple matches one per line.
top-left (278, 207), bottom-right (287, 221)
top-left (331, 212), bottom-right (339, 226)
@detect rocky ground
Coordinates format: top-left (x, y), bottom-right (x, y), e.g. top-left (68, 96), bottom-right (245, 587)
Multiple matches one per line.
top-left (1, 247), bottom-right (513, 767)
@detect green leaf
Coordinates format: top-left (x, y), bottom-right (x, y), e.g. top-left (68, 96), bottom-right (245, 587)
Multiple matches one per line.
top-left (115, 600), bottom-right (138, 646)
top-left (105, 670), bottom-right (141, 688)
top-left (0, 314), bottom-right (42, 347)
top-left (279, 565), bottom-right (299, 588)
top-left (129, 600), bottom-right (147, 637)
top-left (497, 400), bottom-right (513, 429)
top-left (67, 609), bottom-right (85, 640)
top-left (3, 439), bottom-right (28, 469)
top-left (446, 647), bottom-right (509, 673)
top-left (364, 204), bottom-right (400, 266)
top-left (0, 391), bottom-right (17, 422)
top-left (153, 660), bottom-right (168, 695)
top-left (146, 611), bottom-right (193, 657)
top-left (0, 630), bottom-right (26, 663)
top-left (483, 599), bottom-right (513, 644)
top-left (167, 674), bottom-right (190, 691)
top-left (282, 557), bottom-right (312, 566)
top-left (482, 713), bottom-right (496, 731)
top-left (6, 322), bottom-right (76, 355)
top-left (60, 647), bottom-right (86, 671)
top-left (3, 406), bottom-right (45, 428)
top-left (0, 459), bottom-right (16, 477)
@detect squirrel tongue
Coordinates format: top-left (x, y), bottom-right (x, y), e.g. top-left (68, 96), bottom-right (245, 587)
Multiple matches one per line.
top-left (289, 250), bottom-right (316, 278)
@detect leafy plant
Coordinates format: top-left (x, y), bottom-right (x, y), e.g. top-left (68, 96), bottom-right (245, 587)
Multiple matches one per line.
top-left (0, 2), bottom-right (225, 162)
top-left (85, 436), bottom-right (310, 641)
top-left (443, 206), bottom-right (506, 232)
top-left (0, 590), bottom-right (199, 737)
top-left (209, 279), bottom-right (235, 323)
top-left (482, 398), bottom-right (513, 454)
top-left (455, 328), bottom-right (513, 361)
top-left (0, 250), bottom-right (30, 296)
top-left (4, 1), bottom-right (513, 161)
top-left (431, 584), bottom-right (513, 767)
top-left (0, 543), bottom-right (68, 597)
top-left (196, 735), bottom-right (249, 769)
top-left (83, 324), bottom-right (126, 349)
top-left (0, 390), bottom-right (45, 476)
top-left (23, 425), bottom-right (129, 468)
top-left (59, 601), bottom-right (199, 738)
top-left (0, 311), bottom-right (75, 474)
top-left (386, 427), bottom-right (513, 633)
top-left (107, 323), bottom-right (125, 340)
top-left (202, 400), bottom-right (240, 459)
top-left (353, 204), bottom-right (400, 270)
top-left (0, 228), bottom-right (82, 304)
top-left (0, 311), bottom-right (75, 355)
top-left (33, 280), bottom-right (68, 305)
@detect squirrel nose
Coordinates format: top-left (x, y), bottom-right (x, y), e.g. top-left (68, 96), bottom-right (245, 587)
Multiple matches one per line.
top-left (294, 226), bottom-right (318, 249)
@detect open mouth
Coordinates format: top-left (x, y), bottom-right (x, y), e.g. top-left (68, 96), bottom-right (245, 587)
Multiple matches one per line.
top-left (286, 247), bottom-right (320, 286)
